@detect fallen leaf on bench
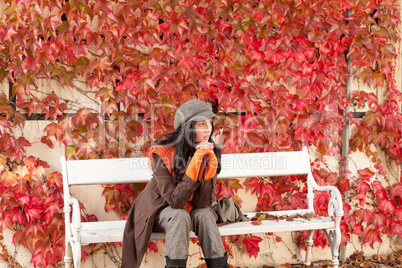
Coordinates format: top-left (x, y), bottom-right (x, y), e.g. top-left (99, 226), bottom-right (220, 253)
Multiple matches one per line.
top-left (255, 212), bottom-right (325, 222)
top-left (252, 220), bottom-right (262, 225)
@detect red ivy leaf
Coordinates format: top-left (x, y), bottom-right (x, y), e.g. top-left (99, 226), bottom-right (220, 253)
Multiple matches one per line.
top-left (32, 240), bottom-right (51, 268)
top-left (146, 241), bottom-right (158, 254)
top-left (228, 179), bottom-right (244, 193)
top-left (46, 106), bottom-right (63, 121)
top-left (46, 171), bottom-right (63, 187)
top-left (81, 249), bottom-right (90, 262)
top-left (256, 196), bottom-right (271, 211)
top-left (356, 181), bottom-right (370, 194)
top-left (40, 136), bottom-right (54, 149)
top-left (290, 192), bottom-right (307, 209)
top-left (245, 177), bottom-right (263, 195)
top-left (24, 204), bottom-right (42, 223)
top-left (342, 203), bottom-right (356, 225)
top-left (16, 136), bottom-right (31, 151)
top-left (44, 199), bottom-right (61, 223)
top-left (242, 235), bottom-right (262, 258)
top-left (50, 240), bottom-right (65, 266)
top-left (363, 228), bottom-right (382, 249)
top-left (32, 251), bottom-right (48, 268)
top-left (313, 230), bottom-right (328, 249)
top-left (252, 220), bottom-right (262, 225)
top-left (102, 186), bottom-right (120, 211)
top-left (353, 224), bottom-right (364, 235)
top-left (86, 214), bottom-right (98, 222)
top-left (391, 184), bottom-right (402, 199)
top-left (24, 56), bottom-right (39, 71)
top-left (0, 171), bottom-right (19, 187)
top-left (353, 209), bottom-right (372, 224)
top-left (370, 212), bottom-right (387, 232)
top-left (390, 221), bottom-right (402, 239)
top-left (378, 198), bottom-right (396, 214)
top-left (261, 183), bottom-right (276, 197)
top-left (335, 176), bottom-right (351, 193)
top-left (314, 191), bottom-right (330, 215)
top-left (340, 222), bottom-right (351, 246)
top-left (217, 182), bottom-right (235, 198)
top-left (25, 223), bottom-right (45, 242)
top-left (358, 168), bottom-right (375, 181)
top-left (350, 191), bottom-right (366, 207)
top-left (43, 122), bottom-right (62, 139)
top-left (371, 181), bottom-right (388, 200)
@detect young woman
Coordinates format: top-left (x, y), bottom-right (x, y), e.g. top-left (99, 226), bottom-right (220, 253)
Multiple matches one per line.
top-left (122, 99), bottom-right (230, 268)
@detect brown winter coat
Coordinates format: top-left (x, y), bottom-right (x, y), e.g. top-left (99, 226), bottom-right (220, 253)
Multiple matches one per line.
top-left (121, 149), bottom-right (218, 268)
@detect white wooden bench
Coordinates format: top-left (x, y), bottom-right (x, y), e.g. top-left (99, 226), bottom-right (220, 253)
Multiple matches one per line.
top-left (61, 146), bottom-right (343, 268)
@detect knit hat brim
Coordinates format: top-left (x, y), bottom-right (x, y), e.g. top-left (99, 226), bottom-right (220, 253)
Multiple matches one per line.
top-left (174, 100), bottom-right (218, 130)
top-left (188, 110), bottom-right (218, 123)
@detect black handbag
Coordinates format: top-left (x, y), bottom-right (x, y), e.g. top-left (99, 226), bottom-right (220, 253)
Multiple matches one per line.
top-left (211, 197), bottom-right (249, 225)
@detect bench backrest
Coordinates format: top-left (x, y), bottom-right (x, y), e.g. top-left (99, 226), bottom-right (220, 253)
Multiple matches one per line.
top-left (61, 147), bottom-right (311, 185)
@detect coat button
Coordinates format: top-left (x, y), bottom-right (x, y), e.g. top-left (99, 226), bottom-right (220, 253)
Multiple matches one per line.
top-left (187, 182), bottom-right (191, 186)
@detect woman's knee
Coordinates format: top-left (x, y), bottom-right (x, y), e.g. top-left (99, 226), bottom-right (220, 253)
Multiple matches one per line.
top-left (191, 208), bottom-right (216, 223)
top-left (170, 209), bottom-right (191, 225)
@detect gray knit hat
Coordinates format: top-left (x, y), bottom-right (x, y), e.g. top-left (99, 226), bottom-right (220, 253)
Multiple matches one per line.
top-left (174, 99), bottom-right (218, 130)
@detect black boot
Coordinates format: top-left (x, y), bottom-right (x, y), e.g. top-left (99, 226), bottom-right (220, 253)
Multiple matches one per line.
top-left (165, 256), bottom-right (187, 268)
top-left (205, 253), bottom-right (230, 268)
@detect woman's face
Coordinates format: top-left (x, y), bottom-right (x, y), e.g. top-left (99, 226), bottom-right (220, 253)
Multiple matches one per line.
top-left (194, 118), bottom-right (213, 143)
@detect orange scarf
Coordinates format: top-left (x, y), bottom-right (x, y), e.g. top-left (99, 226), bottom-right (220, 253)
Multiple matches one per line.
top-left (147, 145), bottom-right (194, 213)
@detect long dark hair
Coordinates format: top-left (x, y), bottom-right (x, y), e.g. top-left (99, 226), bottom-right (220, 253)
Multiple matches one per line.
top-left (150, 121), bottom-right (222, 180)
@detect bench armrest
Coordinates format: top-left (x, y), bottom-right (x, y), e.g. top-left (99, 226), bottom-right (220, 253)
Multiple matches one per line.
top-left (70, 197), bottom-right (82, 238)
top-left (64, 197), bottom-right (82, 243)
top-left (311, 182), bottom-right (344, 224)
top-left (303, 147), bottom-right (343, 224)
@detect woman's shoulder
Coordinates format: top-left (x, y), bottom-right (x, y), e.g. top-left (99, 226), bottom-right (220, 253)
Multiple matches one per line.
top-left (146, 144), bottom-right (175, 158)
top-left (146, 145), bottom-right (176, 176)
top-left (146, 145), bottom-right (176, 170)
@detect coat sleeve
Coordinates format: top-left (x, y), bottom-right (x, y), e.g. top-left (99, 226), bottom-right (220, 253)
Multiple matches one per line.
top-left (152, 154), bottom-right (200, 209)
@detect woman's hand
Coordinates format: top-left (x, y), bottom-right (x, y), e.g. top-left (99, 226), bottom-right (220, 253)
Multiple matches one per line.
top-left (195, 141), bottom-right (214, 150)
top-left (195, 142), bottom-right (217, 180)
top-left (186, 142), bottom-right (217, 181)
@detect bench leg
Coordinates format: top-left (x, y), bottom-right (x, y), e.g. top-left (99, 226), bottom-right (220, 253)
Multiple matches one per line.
top-left (72, 242), bottom-right (82, 268)
top-left (65, 240), bottom-right (72, 268)
top-left (304, 230), bottom-right (314, 265)
top-left (324, 228), bottom-right (340, 268)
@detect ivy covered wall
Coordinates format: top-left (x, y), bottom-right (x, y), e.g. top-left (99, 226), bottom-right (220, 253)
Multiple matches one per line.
top-left (0, 0), bottom-right (401, 267)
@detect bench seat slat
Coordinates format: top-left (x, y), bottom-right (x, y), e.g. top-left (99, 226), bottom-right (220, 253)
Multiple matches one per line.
top-left (77, 217), bottom-right (335, 245)
top-left (217, 218), bottom-right (335, 236)
top-left (79, 221), bottom-right (126, 244)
